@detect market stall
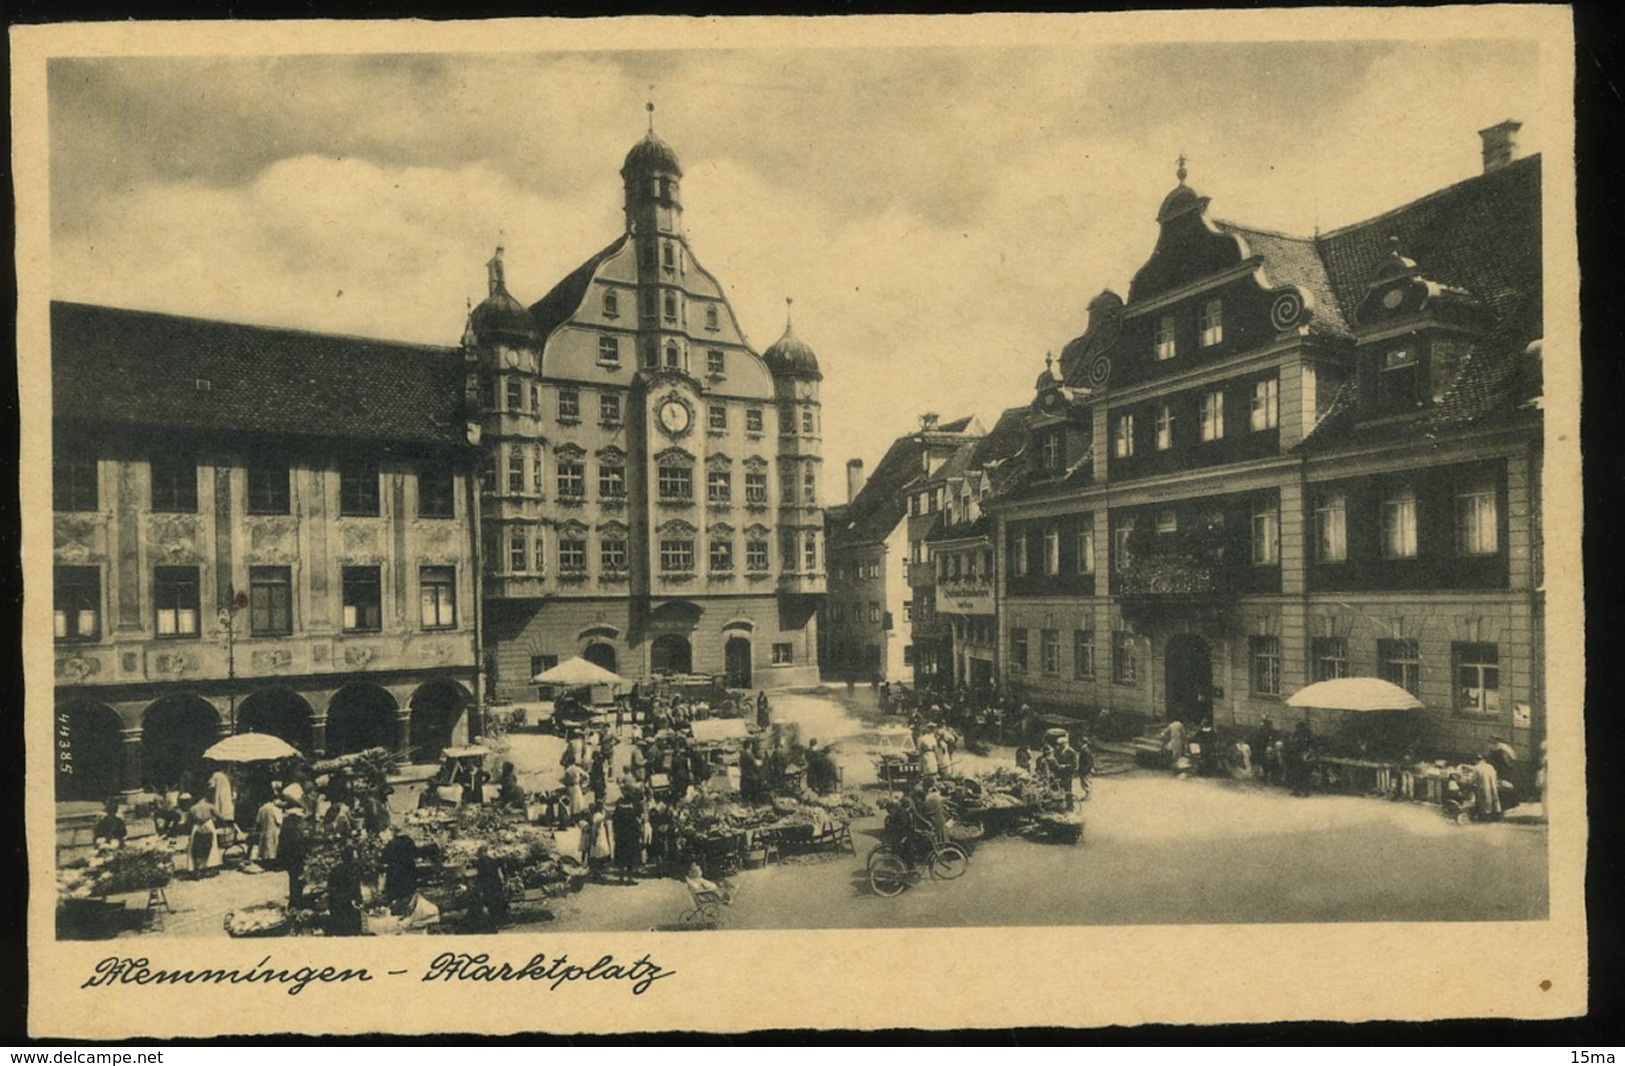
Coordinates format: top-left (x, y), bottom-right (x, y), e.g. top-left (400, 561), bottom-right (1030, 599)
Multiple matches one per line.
top-left (57, 840), bottom-right (175, 939)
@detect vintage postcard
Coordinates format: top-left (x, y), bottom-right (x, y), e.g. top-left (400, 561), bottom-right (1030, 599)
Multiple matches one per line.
top-left (15, 8), bottom-right (1585, 1036)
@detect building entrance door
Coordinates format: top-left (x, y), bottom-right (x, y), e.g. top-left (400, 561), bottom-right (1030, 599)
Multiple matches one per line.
top-left (1164, 633), bottom-right (1213, 723)
top-left (651, 634), bottom-right (692, 676)
top-left (970, 658), bottom-right (994, 689)
top-left (583, 642), bottom-right (618, 674)
top-left (725, 636), bottom-right (752, 688)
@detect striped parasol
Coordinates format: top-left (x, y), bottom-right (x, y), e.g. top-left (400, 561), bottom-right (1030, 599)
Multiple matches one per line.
top-left (203, 732), bottom-right (302, 763)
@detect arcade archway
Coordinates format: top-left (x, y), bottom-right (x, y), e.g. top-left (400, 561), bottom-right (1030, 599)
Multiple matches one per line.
top-left (326, 683), bottom-right (399, 756)
top-left (408, 679), bottom-right (472, 763)
top-left (237, 688), bottom-right (315, 753)
top-left (141, 695), bottom-right (221, 792)
top-left (650, 633), bottom-right (692, 675)
top-left (54, 701), bottom-right (124, 802)
top-left (583, 641), bottom-right (618, 674)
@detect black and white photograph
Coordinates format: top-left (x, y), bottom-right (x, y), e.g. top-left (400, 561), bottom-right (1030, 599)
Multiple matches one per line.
top-left (16, 9), bottom-right (1584, 1035)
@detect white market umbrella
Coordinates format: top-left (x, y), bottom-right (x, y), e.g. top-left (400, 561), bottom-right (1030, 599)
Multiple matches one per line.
top-left (203, 731), bottom-right (302, 763)
top-left (1286, 677), bottom-right (1424, 712)
top-left (531, 655), bottom-right (627, 687)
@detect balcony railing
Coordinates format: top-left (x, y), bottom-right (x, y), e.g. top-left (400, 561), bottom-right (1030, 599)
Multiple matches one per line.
top-left (1112, 554), bottom-right (1231, 597)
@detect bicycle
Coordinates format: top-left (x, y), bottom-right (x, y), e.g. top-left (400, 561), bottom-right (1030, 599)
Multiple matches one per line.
top-left (865, 814), bottom-right (970, 897)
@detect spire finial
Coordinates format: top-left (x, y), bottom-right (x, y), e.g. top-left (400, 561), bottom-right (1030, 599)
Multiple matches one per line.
top-left (646, 93), bottom-right (655, 134)
top-left (785, 296), bottom-right (794, 332)
top-left (1176, 153), bottom-right (1188, 184)
top-left (486, 245), bottom-right (506, 296)
top-left (1045, 350), bottom-right (1055, 375)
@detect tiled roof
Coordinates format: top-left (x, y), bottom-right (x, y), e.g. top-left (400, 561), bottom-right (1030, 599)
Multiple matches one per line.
top-left (52, 301), bottom-right (466, 448)
top-left (972, 406), bottom-right (1033, 469)
top-left (827, 435), bottom-right (926, 550)
top-left (528, 236), bottom-right (628, 344)
top-left (1213, 221), bottom-right (1352, 338)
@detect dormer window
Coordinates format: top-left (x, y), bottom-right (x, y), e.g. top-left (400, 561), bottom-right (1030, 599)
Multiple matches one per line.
top-left (1200, 298), bottom-right (1224, 347)
top-left (1155, 403), bottom-right (1175, 451)
top-left (1379, 348), bottom-right (1420, 413)
top-left (1041, 431), bottom-right (1062, 470)
top-left (1155, 314), bottom-right (1177, 360)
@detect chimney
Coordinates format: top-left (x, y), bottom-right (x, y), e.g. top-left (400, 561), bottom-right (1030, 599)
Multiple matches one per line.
top-left (845, 458), bottom-right (866, 504)
top-left (1479, 120), bottom-right (1522, 174)
top-left (919, 412), bottom-right (940, 432)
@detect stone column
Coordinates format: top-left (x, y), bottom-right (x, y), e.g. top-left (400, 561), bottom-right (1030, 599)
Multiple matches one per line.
top-left (393, 710), bottom-right (413, 761)
top-left (119, 727), bottom-right (144, 794)
top-left (310, 714), bottom-right (329, 758)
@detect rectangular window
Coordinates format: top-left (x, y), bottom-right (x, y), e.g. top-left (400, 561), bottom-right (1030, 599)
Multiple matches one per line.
top-left (338, 459), bottom-right (380, 516)
top-left (746, 408), bottom-right (765, 434)
top-left (531, 654), bottom-right (559, 683)
top-left (772, 642), bottom-right (794, 665)
top-left (1114, 413), bottom-right (1135, 458)
top-left (509, 532), bottom-right (528, 572)
top-left (658, 465), bottom-right (692, 501)
top-left (1381, 486), bottom-right (1418, 559)
top-left (663, 242), bottom-right (676, 269)
top-left (558, 388), bottom-right (580, 421)
top-left (601, 538), bottom-right (628, 571)
top-left (600, 393), bottom-right (622, 424)
top-left (1454, 642), bottom-right (1501, 717)
top-left (707, 349), bottom-right (725, 376)
top-left (1041, 629), bottom-right (1061, 674)
top-left (708, 403), bottom-right (727, 430)
top-left (1012, 533), bottom-right (1029, 577)
top-left (531, 382), bottom-right (541, 413)
top-left (1010, 628), bottom-right (1029, 673)
top-left (1250, 377), bottom-right (1279, 431)
top-left (660, 538), bottom-right (695, 572)
top-left (642, 339), bottom-right (659, 369)
top-left (1113, 524), bottom-right (1134, 570)
top-left (508, 450), bottom-right (526, 494)
top-left (745, 470), bottom-right (768, 504)
top-left (1314, 492), bottom-right (1347, 563)
top-left (150, 454), bottom-right (198, 513)
top-left (1312, 636), bottom-right (1349, 682)
top-left (804, 531), bottom-right (818, 571)
top-left (903, 600), bottom-right (914, 623)
top-left (1044, 528), bottom-right (1061, 575)
top-left (246, 462), bottom-right (291, 515)
top-left (1112, 632), bottom-right (1138, 684)
top-left (420, 566), bottom-right (456, 629)
top-left (801, 407), bottom-right (815, 435)
top-left (1249, 636), bottom-right (1282, 696)
top-left (417, 465), bottom-right (455, 518)
top-left (1378, 348), bottom-right (1419, 413)
top-left (709, 539), bottom-right (734, 571)
top-left (505, 377), bottom-right (524, 412)
top-left (1073, 630), bottom-right (1095, 679)
top-left (535, 535), bottom-right (547, 574)
top-left (54, 454), bottom-right (99, 511)
top-left (531, 449), bottom-right (544, 495)
top-left (1155, 314), bottom-right (1177, 360)
top-left (707, 469), bottom-right (731, 504)
top-left (559, 538), bottom-right (587, 572)
top-left (1200, 298), bottom-right (1223, 347)
top-left (341, 566), bottom-right (382, 633)
top-left (1155, 403), bottom-right (1175, 450)
top-left (481, 455), bottom-right (497, 495)
top-left (599, 461), bottom-right (626, 498)
top-left (249, 566), bottom-right (293, 636)
top-left (558, 461), bottom-right (585, 499)
top-left (663, 292), bottom-right (678, 324)
top-left (153, 566), bottom-right (200, 638)
top-left (1156, 510), bottom-right (1178, 536)
top-left (598, 335), bottom-right (620, 364)
top-left (1251, 499), bottom-right (1280, 565)
top-left (869, 602), bottom-right (881, 624)
top-left (1378, 638), bottom-right (1422, 696)
top-left (1041, 431), bottom-right (1062, 469)
top-left (803, 467), bottom-right (817, 504)
top-left (746, 540), bottom-right (770, 571)
top-left (1200, 390), bottom-right (1225, 442)
top-left (1075, 527), bottom-right (1095, 574)
top-left (54, 566), bottom-right (101, 642)
top-left (1455, 480), bottom-right (1500, 555)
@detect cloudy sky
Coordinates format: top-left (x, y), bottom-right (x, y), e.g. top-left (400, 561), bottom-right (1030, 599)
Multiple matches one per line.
top-left (47, 31), bottom-right (1543, 479)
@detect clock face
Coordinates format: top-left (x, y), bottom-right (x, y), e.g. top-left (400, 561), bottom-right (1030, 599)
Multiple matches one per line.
top-left (659, 399), bottom-right (692, 436)
top-left (1381, 288), bottom-right (1406, 310)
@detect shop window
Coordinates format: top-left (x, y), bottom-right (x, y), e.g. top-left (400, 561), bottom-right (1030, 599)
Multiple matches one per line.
top-left (658, 464), bottom-right (693, 501)
top-left (746, 540), bottom-right (770, 571)
top-left (559, 538), bottom-right (587, 572)
top-left (746, 408), bottom-right (764, 434)
top-left (1200, 390), bottom-right (1225, 442)
top-left (1010, 628), bottom-right (1029, 673)
top-left (1251, 499), bottom-right (1280, 565)
top-left (1378, 638), bottom-right (1421, 696)
top-left (54, 454), bottom-right (99, 512)
top-left (600, 393), bottom-right (622, 425)
top-left (1454, 642), bottom-right (1501, 717)
top-left (1381, 486), bottom-right (1418, 559)
top-left (599, 461), bottom-right (626, 499)
top-left (151, 454), bottom-right (198, 513)
top-left (1155, 403), bottom-right (1175, 451)
top-left (338, 459), bottom-right (380, 516)
top-left (1200, 298), bottom-right (1223, 347)
top-left (1249, 635), bottom-right (1282, 696)
top-left (598, 335), bottom-right (620, 364)
top-left (709, 539), bottom-right (734, 571)
top-left (1114, 413), bottom-right (1135, 458)
top-left (1073, 630), bottom-right (1095, 679)
top-left (709, 404), bottom-right (727, 431)
top-left (1312, 637), bottom-right (1349, 682)
top-left (601, 538), bottom-right (628, 572)
top-left (1155, 314), bottom-right (1177, 360)
top-left (558, 388), bottom-right (580, 422)
top-left (1455, 478), bottom-right (1500, 556)
top-left (153, 566), bottom-right (200, 638)
top-left (417, 464), bottom-right (455, 518)
top-left (341, 566), bottom-right (382, 633)
top-left (54, 566), bottom-right (101, 643)
top-left (707, 469), bottom-right (731, 504)
top-left (1378, 348), bottom-right (1420, 413)
top-left (247, 462), bottom-right (291, 515)
top-left (660, 538), bottom-right (695, 572)
top-left (249, 566), bottom-right (293, 637)
top-left (557, 461), bottom-right (585, 500)
top-left (1112, 632), bottom-right (1137, 684)
top-left (1314, 491), bottom-right (1347, 563)
top-left (772, 643), bottom-right (794, 665)
top-left (420, 566), bottom-right (457, 629)
top-left (1041, 629), bottom-right (1061, 675)
top-left (1251, 377), bottom-right (1279, 431)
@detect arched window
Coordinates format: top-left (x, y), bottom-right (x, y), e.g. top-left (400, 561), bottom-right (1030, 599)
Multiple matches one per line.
top-left (665, 344), bottom-right (681, 369)
top-left (663, 292), bottom-right (677, 323)
top-left (603, 289), bottom-right (618, 316)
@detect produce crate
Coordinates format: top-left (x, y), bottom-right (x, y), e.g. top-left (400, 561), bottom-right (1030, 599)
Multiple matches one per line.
top-left (57, 898), bottom-right (131, 940)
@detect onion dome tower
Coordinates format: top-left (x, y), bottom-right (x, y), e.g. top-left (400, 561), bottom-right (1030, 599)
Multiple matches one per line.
top-left (766, 298), bottom-right (825, 593)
